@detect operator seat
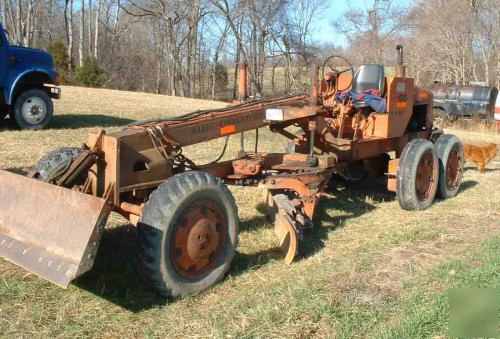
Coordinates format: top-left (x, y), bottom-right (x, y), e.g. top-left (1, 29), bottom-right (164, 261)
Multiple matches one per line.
top-left (351, 64), bottom-right (385, 108)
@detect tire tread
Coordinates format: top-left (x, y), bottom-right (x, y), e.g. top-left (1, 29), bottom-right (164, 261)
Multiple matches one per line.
top-left (138, 171), bottom-right (238, 297)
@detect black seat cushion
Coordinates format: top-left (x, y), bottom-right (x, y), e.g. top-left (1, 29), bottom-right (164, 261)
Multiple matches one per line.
top-left (352, 64), bottom-right (385, 95)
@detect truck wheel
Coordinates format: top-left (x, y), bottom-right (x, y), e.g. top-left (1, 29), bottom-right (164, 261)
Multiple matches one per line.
top-left (138, 171), bottom-right (239, 298)
top-left (13, 88), bottom-right (53, 130)
top-left (32, 147), bottom-right (82, 183)
top-left (397, 139), bottom-right (439, 211)
top-left (434, 134), bottom-right (464, 199)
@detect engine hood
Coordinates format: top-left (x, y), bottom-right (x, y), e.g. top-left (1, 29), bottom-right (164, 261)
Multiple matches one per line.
top-left (10, 45), bottom-right (54, 69)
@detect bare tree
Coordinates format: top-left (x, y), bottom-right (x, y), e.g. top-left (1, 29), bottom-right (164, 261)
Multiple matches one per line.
top-left (333, 0), bottom-right (409, 64)
top-left (79, 0), bottom-right (85, 66)
top-left (65, 0), bottom-right (74, 71)
top-left (93, 0), bottom-right (101, 59)
top-left (471, 0), bottom-right (498, 86)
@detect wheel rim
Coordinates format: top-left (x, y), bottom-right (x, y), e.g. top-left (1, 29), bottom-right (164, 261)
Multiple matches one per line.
top-left (446, 147), bottom-right (462, 191)
top-left (415, 151), bottom-right (436, 201)
top-left (21, 97), bottom-right (47, 125)
top-left (171, 200), bottom-right (227, 281)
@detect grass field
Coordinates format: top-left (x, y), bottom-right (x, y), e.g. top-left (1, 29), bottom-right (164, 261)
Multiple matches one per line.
top-left (0, 86), bottom-right (498, 338)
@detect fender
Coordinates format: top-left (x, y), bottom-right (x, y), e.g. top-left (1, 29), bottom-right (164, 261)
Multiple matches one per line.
top-left (5, 68), bottom-right (57, 105)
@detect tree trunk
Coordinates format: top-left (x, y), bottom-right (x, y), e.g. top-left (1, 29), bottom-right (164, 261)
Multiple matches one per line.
top-left (186, 0), bottom-right (200, 98)
top-left (47, 0), bottom-right (53, 45)
top-left (23, 1), bottom-right (33, 46)
top-left (110, 1), bottom-right (119, 60)
top-left (65, 0), bottom-right (74, 71)
top-left (232, 45), bottom-right (240, 101)
top-left (79, 0), bottom-right (85, 66)
top-left (16, 0), bottom-right (21, 44)
top-left (1, 0), bottom-right (5, 26)
top-left (93, 0), bottom-right (100, 59)
top-left (88, 0), bottom-right (92, 56)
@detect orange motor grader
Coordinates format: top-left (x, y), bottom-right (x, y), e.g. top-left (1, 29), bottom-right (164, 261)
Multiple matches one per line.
top-left (0, 46), bottom-right (464, 297)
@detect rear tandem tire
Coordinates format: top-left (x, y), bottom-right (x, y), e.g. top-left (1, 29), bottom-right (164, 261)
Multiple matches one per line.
top-left (32, 147), bottom-right (82, 183)
top-left (434, 134), bottom-right (464, 199)
top-left (396, 139), bottom-right (439, 211)
top-left (138, 171), bottom-right (239, 298)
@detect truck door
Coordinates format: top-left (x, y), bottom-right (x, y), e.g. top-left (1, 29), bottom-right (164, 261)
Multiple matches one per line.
top-left (0, 23), bottom-right (8, 87)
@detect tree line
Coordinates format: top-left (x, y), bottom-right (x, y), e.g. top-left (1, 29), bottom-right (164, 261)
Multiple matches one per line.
top-left (0, 0), bottom-right (497, 101)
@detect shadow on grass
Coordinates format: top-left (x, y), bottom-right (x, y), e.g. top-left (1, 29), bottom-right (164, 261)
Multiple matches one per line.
top-left (51, 114), bottom-right (135, 129)
top-left (3, 167), bottom-right (28, 175)
top-left (75, 180), bottom-right (381, 312)
top-left (464, 166), bottom-right (498, 173)
top-left (72, 177), bottom-right (478, 311)
top-left (0, 114), bottom-right (135, 131)
top-left (458, 180), bottom-right (478, 192)
top-left (74, 225), bottom-right (168, 312)
top-left (0, 117), bottom-right (17, 131)
top-left (230, 177), bottom-right (388, 277)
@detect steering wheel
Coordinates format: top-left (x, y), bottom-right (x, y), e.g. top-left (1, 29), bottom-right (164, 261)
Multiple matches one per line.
top-left (321, 55), bottom-right (354, 91)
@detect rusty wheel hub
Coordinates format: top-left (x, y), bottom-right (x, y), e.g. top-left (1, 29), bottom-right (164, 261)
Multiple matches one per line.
top-left (446, 148), bottom-right (462, 190)
top-left (415, 152), bottom-right (435, 201)
top-left (171, 200), bottom-right (226, 280)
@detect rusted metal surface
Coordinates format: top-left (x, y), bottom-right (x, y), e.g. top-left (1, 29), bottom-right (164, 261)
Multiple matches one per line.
top-left (274, 207), bottom-right (298, 264)
top-left (55, 149), bottom-right (98, 187)
top-left (232, 159), bottom-right (263, 176)
top-left (171, 200), bottom-right (227, 280)
top-left (446, 147), bottom-right (462, 191)
top-left (0, 170), bottom-right (110, 287)
top-left (238, 61), bottom-right (247, 101)
top-left (415, 152), bottom-right (436, 201)
top-left (430, 84), bottom-right (498, 117)
top-left (386, 158), bottom-right (399, 192)
top-left (119, 202), bottom-right (143, 216)
top-left (129, 94), bottom-right (309, 147)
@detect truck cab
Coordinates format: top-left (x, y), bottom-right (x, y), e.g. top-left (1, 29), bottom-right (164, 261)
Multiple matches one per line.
top-left (0, 23), bottom-right (60, 130)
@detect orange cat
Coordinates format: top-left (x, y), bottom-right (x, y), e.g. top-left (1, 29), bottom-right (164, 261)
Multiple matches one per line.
top-left (463, 143), bottom-right (497, 173)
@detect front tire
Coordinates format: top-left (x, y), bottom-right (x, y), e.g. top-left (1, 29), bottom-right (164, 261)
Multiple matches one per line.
top-left (434, 134), bottom-right (464, 199)
top-left (397, 139), bottom-right (439, 211)
top-left (138, 171), bottom-right (239, 298)
top-left (13, 88), bottom-right (53, 130)
top-left (32, 147), bottom-right (82, 183)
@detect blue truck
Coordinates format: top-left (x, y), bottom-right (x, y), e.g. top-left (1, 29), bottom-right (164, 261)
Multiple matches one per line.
top-left (0, 23), bottom-right (60, 130)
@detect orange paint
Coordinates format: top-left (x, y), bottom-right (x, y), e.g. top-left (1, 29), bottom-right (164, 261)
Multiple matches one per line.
top-left (396, 102), bottom-right (407, 109)
top-left (419, 92), bottom-right (429, 100)
top-left (220, 125), bottom-right (236, 135)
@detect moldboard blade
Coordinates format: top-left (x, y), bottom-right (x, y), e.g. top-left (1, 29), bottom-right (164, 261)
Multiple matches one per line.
top-left (0, 170), bottom-right (109, 288)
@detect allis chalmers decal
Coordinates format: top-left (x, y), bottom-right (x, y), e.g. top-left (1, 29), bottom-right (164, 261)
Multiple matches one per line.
top-left (190, 111), bottom-right (263, 135)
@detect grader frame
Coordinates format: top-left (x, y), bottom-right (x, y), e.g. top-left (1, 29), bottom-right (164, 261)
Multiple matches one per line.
top-left (0, 47), bottom-right (463, 297)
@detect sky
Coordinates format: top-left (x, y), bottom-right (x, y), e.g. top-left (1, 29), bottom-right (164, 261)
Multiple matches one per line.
top-left (310, 0), bottom-right (357, 47)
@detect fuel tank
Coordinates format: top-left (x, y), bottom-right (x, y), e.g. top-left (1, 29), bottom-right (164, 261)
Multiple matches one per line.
top-left (430, 84), bottom-right (498, 118)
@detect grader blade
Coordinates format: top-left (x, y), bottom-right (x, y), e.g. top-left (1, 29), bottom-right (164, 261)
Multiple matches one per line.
top-left (275, 213), bottom-right (298, 264)
top-left (0, 170), bottom-right (110, 288)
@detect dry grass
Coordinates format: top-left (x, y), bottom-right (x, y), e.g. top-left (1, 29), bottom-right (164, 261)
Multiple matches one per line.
top-left (0, 86), bottom-right (499, 338)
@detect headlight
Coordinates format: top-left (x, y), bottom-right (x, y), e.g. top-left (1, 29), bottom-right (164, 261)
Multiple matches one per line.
top-left (265, 108), bottom-right (284, 121)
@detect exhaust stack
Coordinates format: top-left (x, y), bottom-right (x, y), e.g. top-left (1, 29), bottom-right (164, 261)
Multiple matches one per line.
top-left (396, 45), bottom-right (406, 78)
top-left (238, 60), bottom-right (248, 102)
